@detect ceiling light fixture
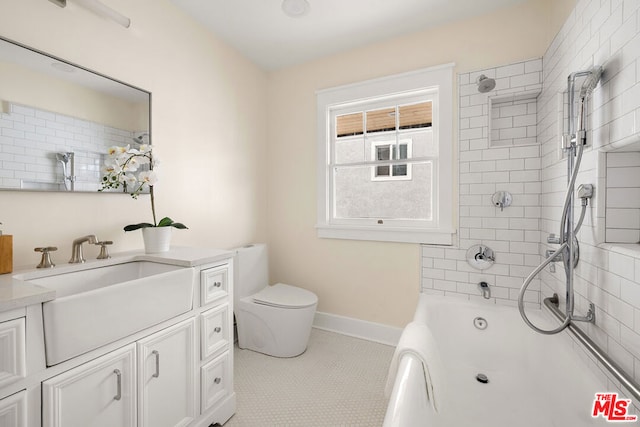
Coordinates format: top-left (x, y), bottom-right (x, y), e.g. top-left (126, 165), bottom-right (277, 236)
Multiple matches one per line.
top-left (281, 0), bottom-right (310, 18)
top-left (48, 0), bottom-right (131, 28)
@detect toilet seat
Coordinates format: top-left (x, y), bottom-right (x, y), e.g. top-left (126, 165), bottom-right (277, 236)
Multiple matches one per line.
top-left (252, 283), bottom-right (318, 309)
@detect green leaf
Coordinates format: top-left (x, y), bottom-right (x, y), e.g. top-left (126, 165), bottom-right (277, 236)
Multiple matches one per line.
top-left (157, 217), bottom-right (174, 227)
top-left (156, 217), bottom-right (188, 229)
top-left (123, 222), bottom-right (155, 232)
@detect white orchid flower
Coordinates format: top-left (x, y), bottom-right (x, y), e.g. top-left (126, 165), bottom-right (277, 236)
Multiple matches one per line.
top-left (121, 173), bottom-right (137, 187)
top-left (107, 145), bottom-right (129, 158)
top-left (122, 156), bottom-right (140, 172)
top-left (138, 170), bottom-right (158, 186)
top-left (101, 163), bottom-right (121, 175)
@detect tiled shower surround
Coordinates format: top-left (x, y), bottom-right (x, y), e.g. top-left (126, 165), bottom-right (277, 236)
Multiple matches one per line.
top-left (422, 0), bottom-right (640, 404)
top-left (0, 103), bottom-right (136, 191)
top-left (422, 58), bottom-right (544, 309)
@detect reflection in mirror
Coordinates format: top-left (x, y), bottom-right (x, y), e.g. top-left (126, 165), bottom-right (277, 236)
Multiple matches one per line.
top-left (0, 36), bottom-right (150, 193)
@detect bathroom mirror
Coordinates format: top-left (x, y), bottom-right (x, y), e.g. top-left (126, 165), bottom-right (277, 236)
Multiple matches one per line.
top-left (0, 35), bottom-right (150, 193)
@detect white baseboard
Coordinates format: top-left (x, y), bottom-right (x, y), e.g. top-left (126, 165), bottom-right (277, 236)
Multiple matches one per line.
top-left (313, 311), bottom-right (402, 347)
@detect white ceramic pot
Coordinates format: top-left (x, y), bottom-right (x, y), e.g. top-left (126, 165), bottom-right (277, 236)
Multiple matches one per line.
top-left (142, 227), bottom-right (172, 253)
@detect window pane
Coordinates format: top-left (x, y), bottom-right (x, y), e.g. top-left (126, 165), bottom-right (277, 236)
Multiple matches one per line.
top-left (334, 135), bottom-right (365, 164)
top-left (409, 130), bottom-right (437, 157)
top-left (366, 108), bottom-right (395, 133)
top-left (396, 144), bottom-right (408, 160)
top-left (333, 162), bottom-right (432, 220)
top-left (392, 164), bottom-right (407, 176)
top-left (336, 112), bottom-right (363, 137)
top-left (376, 145), bottom-right (390, 161)
top-left (376, 165), bottom-right (390, 177)
top-left (399, 102), bottom-right (432, 129)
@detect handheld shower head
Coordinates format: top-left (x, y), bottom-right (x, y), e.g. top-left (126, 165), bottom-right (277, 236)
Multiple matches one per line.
top-left (56, 152), bottom-right (70, 163)
top-left (476, 74), bottom-right (496, 93)
top-left (132, 133), bottom-right (149, 144)
top-left (579, 66), bottom-right (603, 98)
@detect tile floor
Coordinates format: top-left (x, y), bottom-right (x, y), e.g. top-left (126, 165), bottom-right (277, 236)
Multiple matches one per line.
top-left (225, 328), bottom-right (395, 426)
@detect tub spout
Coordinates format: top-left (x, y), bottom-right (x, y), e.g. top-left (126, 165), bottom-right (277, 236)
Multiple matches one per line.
top-left (478, 281), bottom-right (491, 299)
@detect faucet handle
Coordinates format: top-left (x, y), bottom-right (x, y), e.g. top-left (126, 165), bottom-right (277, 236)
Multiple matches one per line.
top-left (94, 241), bottom-right (113, 259)
top-left (34, 246), bottom-right (57, 268)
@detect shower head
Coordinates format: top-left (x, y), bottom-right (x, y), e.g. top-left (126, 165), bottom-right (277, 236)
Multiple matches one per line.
top-left (56, 152), bottom-right (72, 163)
top-left (132, 133), bottom-right (149, 144)
top-left (476, 74), bottom-right (496, 93)
top-left (579, 66), bottom-right (603, 98)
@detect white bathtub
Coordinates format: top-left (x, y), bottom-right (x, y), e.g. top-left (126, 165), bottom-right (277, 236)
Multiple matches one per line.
top-left (384, 294), bottom-right (616, 427)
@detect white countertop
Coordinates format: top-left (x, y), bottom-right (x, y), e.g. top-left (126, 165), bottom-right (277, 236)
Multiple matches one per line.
top-left (0, 246), bottom-right (234, 312)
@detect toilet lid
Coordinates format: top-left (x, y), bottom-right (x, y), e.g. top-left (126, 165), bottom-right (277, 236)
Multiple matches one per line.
top-left (252, 283), bottom-right (318, 308)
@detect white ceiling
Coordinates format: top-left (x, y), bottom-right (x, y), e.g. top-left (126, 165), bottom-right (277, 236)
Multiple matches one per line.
top-left (171, 0), bottom-right (529, 71)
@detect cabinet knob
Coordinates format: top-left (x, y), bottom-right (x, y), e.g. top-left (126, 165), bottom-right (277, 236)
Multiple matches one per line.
top-left (214, 377), bottom-right (221, 384)
top-left (213, 281), bottom-right (222, 288)
top-left (214, 327), bottom-right (222, 333)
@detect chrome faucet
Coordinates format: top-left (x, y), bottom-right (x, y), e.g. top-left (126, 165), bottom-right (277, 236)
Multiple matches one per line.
top-left (69, 235), bottom-right (98, 263)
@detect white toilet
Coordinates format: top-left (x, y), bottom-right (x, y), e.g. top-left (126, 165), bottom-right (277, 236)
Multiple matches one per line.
top-left (234, 243), bottom-right (318, 357)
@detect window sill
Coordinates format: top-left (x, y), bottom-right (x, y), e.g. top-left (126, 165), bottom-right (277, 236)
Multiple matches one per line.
top-left (316, 224), bottom-right (455, 245)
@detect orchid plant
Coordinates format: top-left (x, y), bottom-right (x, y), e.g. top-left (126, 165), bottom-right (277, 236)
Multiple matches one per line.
top-left (99, 144), bottom-right (187, 232)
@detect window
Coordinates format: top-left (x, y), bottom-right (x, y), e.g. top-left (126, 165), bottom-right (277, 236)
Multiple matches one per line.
top-left (316, 64), bottom-right (454, 244)
top-left (371, 140), bottom-right (412, 181)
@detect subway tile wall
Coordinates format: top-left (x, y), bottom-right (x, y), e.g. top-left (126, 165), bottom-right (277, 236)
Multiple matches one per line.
top-left (490, 94), bottom-right (539, 147)
top-left (605, 152), bottom-right (640, 243)
top-left (421, 0), bottom-right (640, 404)
top-left (538, 0), bottom-right (640, 400)
top-left (421, 58), bottom-right (543, 308)
top-left (0, 103), bottom-right (135, 191)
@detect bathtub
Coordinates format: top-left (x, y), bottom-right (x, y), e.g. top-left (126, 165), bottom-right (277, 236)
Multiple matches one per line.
top-left (384, 294), bottom-right (619, 427)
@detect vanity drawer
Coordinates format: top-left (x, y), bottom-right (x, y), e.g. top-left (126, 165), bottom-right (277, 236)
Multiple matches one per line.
top-left (201, 264), bottom-right (229, 306)
top-left (0, 318), bottom-right (26, 389)
top-left (200, 352), bottom-right (231, 413)
top-left (201, 304), bottom-right (230, 360)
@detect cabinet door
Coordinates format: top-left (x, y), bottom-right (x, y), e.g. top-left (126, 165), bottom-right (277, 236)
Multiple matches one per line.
top-left (0, 390), bottom-right (26, 427)
top-left (137, 319), bottom-right (197, 427)
top-left (0, 318), bottom-right (26, 389)
top-left (42, 344), bottom-right (136, 427)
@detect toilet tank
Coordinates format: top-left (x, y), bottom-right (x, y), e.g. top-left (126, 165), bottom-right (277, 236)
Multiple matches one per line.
top-left (235, 243), bottom-right (269, 301)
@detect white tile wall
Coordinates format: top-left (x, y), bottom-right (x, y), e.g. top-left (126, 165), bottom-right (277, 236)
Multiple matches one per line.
top-left (421, 0), bottom-right (640, 405)
top-left (0, 103), bottom-right (136, 191)
top-left (421, 58), bottom-right (543, 307)
top-left (537, 0), bottom-right (640, 402)
top-left (606, 152), bottom-right (640, 243)
top-left (490, 94), bottom-right (539, 147)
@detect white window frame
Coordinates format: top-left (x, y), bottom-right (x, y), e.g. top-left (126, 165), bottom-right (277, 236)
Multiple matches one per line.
top-left (316, 64), bottom-right (455, 245)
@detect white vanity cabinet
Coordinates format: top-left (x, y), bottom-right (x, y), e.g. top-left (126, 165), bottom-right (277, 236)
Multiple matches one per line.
top-left (0, 248), bottom-right (236, 427)
top-left (137, 319), bottom-right (197, 427)
top-left (42, 344), bottom-right (137, 427)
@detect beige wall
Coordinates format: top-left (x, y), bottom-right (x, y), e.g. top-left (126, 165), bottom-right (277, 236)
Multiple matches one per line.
top-left (0, 0), bottom-right (268, 266)
top-left (266, 0), bottom-right (558, 327)
top-left (0, 61), bottom-right (146, 131)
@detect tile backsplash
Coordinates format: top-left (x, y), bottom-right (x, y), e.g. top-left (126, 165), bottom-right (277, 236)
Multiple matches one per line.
top-left (0, 103), bottom-right (136, 191)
